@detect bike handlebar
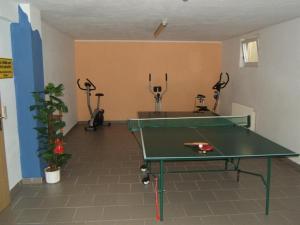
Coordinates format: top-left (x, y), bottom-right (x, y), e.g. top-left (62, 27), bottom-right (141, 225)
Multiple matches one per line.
top-left (77, 78), bottom-right (96, 91)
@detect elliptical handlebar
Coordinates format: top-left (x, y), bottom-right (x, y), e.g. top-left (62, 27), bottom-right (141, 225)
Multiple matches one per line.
top-left (77, 78), bottom-right (96, 91)
top-left (212, 72), bottom-right (230, 112)
top-left (148, 73), bottom-right (168, 96)
top-left (161, 73), bottom-right (168, 96)
top-left (148, 73), bottom-right (168, 112)
top-left (148, 73), bottom-right (154, 95)
top-left (212, 73), bottom-right (229, 91)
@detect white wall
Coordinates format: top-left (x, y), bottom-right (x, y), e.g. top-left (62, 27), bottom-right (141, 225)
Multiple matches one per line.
top-left (0, 2), bottom-right (77, 189)
top-left (42, 21), bottom-right (77, 133)
top-left (20, 3), bottom-right (42, 33)
top-left (220, 18), bottom-right (300, 163)
top-left (0, 0), bottom-right (22, 189)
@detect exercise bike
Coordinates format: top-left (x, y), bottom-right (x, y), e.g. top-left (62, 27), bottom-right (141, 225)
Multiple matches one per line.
top-left (77, 78), bottom-right (111, 131)
top-left (148, 73), bottom-right (168, 112)
top-left (193, 94), bottom-right (209, 112)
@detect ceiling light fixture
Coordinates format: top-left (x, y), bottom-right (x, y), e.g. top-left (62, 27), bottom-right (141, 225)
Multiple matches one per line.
top-left (154, 19), bottom-right (168, 38)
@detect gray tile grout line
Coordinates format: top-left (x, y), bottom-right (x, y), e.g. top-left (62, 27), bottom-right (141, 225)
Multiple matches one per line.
top-left (205, 201), bottom-right (214, 216)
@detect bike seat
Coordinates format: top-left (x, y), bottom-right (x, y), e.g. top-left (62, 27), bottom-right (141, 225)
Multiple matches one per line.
top-left (96, 93), bottom-right (104, 97)
top-left (197, 94), bottom-right (206, 99)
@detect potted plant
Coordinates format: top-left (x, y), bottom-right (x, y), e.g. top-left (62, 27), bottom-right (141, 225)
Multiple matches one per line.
top-left (30, 83), bottom-right (71, 183)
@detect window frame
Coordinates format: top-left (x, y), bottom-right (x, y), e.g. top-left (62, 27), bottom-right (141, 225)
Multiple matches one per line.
top-left (241, 37), bottom-right (259, 67)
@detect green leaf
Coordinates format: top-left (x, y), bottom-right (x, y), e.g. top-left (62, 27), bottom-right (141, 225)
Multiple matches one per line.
top-left (30, 82), bottom-right (71, 168)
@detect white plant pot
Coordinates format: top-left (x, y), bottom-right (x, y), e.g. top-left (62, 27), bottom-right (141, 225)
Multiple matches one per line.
top-left (44, 167), bottom-right (60, 184)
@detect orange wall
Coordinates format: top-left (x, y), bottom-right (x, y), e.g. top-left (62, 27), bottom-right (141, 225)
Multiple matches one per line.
top-left (75, 41), bottom-right (221, 121)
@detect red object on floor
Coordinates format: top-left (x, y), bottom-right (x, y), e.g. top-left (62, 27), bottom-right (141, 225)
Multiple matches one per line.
top-left (154, 176), bottom-right (160, 221)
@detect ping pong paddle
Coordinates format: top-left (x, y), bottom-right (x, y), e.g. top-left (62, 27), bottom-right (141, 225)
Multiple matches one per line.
top-left (184, 142), bottom-right (208, 147)
top-left (199, 144), bottom-right (214, 153)
top-left (184, 142), bottom-right (214, 153)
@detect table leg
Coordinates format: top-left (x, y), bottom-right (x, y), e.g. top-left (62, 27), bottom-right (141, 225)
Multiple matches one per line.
top-left (265, 158), bottom-right (272, 215)
top-left (225, 159), bottom-right (228, 170)
top-left (235, 158), bottom-right (241, 182)
top-left (159, 160), bottom-right (164, 221)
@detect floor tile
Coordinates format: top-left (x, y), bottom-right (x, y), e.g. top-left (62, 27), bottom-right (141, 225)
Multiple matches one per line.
top-left (164, 204), bottom-right (186, 218)
top-left (180, 173), bottom-right (202, 181)
top-left (114, 219), bottom-right (146, 225)
top-left (108, 184), bottom-right (131, 193)
top-left (201, 215), bottom-right (233, 225)
top-left (190, 190), bottom-right (217, 202)
top-left (207, 201), bottom-right (238, 215)
top-left (16, 208), bottom-right (49, 223)
top-left (175, 181), bottom-right (198, 191)
top-left (183, 202), bottom-right (212, 216)
top-left (73, 206), bottom-right (103, 221)
top-left (131, 183), bottom-right (154, 193)
top-left (84, 184), bottom-right (109, 194)
top-left (166, 192), bottom-right (193, 203)
top-left (256, 198), bottom-right (287, 211)
top-left (66, 194), bottom-right (95, 207)
top-left (256, 213), bottom-right (291, 225)
top-left (45, 208), bottom-right (76, 222)
top-left (197, 181), bottom-right (221, 190)
top-left (232, 200), bottom-right (262, 213)
top-left (230, 214), bottom-right (261, 225)
top-left (119, 175), bottom-right (140, 183)
top-left (102, 206), bottom-right (131, 220)
top-left (77, 176), bottom-right (99, 185)
top-left (0, 208), bottom-right (20, 224)
top-left (130, 205), bottom-right (156, 219)
top-left (279, 197), bottom-right (300, 210)
top-left (40, 196), bottom-right (69, 208)
top-left (213, 190), bottom-right (239, 201)
top-left (237, 188), bottom-right (265, 199)
top-left (98, 175), bottom-right (120, 184)
top-left (217, 180), bottom-right (242, 189)
top-left (13, 197), bottom-right (44, 210)
top-left (172, 217), bottom-right (203, 225)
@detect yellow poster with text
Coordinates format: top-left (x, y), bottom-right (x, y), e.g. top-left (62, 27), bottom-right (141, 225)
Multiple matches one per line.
top-left (0, 58), bottom-right (14, 79)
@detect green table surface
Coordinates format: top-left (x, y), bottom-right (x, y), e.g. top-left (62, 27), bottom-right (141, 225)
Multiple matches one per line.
top-left (138, 111), bottom-right (298, 160)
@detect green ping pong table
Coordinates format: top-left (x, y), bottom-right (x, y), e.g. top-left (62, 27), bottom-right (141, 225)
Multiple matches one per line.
top-left (129, 111), bottom-right (299, 221)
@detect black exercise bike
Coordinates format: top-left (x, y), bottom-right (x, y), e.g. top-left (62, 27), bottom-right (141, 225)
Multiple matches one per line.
top-left (77, 78), bottom-right (111, 131)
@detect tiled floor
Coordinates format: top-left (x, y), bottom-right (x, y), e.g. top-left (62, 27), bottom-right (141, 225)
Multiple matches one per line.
top-left (1, 124), bottom-right (300, 225)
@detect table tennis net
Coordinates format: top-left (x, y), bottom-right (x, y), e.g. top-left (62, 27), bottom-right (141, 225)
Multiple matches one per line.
top-left (128, 115), bottom-right (250, 132)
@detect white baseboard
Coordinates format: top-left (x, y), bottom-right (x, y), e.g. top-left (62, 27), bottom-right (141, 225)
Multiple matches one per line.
top-left (22, 177), bottom-right (43, 184)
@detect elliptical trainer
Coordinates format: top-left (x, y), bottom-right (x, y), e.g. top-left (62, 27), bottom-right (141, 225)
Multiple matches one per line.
top-left (212, 72), bottom-right (229, 112)
top-left (148, 73), bottom-right (168, 112)
top-left (194, 72), bottom-right (229, 113)
top-left (77, 78), bottom-right (111, 131)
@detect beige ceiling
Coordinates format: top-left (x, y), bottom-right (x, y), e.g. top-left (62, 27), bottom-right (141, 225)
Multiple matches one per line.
top-left (27, 0), bottom-right (300, 41)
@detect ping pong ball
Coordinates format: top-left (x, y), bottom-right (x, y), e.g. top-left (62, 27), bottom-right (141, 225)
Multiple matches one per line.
top-left (198, 144), bottom-right (204, 148)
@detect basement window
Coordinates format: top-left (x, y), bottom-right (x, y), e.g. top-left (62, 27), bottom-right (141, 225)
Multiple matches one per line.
top-left (241, 38), bottom-right (259, 67)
